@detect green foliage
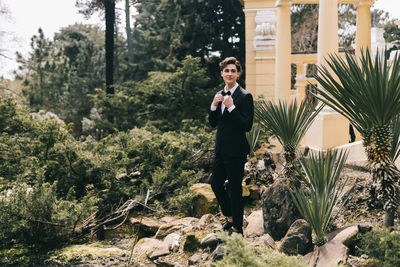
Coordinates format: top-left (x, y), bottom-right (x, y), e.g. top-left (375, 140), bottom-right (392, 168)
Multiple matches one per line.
top-left (0, 182), bottom-right (97, 249)
top-left (213, 232), bottom-right (308, 267)
top-left (255, 99), bottom-right (323, 181)
top-left (0, 97), bottom-right (214, 217)
top-left (132, 0), bottom-right (245, 83)
top-left (314, 48), bottom-right (400, 137)
top-left (93, 126), bottom-right (214, 208)
top-left (16, 25), bottom-right (105, 135)
top-left (255, 99), bottom-right (322, 152)
top-left (391, 116), bottom-right (400, 162)
top-left (90, 56), bottom-right (215, 132)
top-left (290, 150), bottom-right (351, 246)
top-left (359, 227), bottom-right (400, 267)
top-left (246, 124), bottom-right (261, 157)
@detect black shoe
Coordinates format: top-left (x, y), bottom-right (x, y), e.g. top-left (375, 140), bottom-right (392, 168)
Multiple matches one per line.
top-left (221, 221), bottom-right (233, 231)
top-left (228, 227), bottom-right (243, 236)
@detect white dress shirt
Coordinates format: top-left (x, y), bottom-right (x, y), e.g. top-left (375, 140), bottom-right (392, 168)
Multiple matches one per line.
top-left (210, 83), bottom-right (238, 114)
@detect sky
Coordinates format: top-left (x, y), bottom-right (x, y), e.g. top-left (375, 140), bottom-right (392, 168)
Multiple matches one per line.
top-left (0, 0), bottom-right (399, 79)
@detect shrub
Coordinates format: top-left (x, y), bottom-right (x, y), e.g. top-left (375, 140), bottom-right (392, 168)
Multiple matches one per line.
top-left (0, 182), bottom-right (97, 249)
top-left (213, 232), bottom-right (308, 267)
top-left (359, 227), bottom-right (400, 267)
top-left (90, 56), bottom-right (215, 133)
top-left (290, 149), bottom-right (352, 246)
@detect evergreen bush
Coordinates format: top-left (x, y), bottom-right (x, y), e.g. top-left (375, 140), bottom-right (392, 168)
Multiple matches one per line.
top-left (213, 232), bottom-right (308, 267)
top-left (359, 227), bottom-right (400, 267)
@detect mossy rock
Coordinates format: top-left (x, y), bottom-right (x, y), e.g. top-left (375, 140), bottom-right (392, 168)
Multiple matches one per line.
top-left (189, 183), bottom-right (218, 218)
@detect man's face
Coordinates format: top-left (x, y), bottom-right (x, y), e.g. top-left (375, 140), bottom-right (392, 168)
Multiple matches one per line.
top-left (221, 64), bottom-right (240, 87)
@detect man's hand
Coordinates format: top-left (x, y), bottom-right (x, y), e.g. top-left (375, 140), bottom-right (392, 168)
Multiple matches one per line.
top-left (224, 96), bottom-right (233, 108)
top-left (213, 94), bottom-right (224, 106)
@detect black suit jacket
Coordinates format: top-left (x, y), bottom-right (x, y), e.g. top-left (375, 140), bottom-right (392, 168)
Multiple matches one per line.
top-left (208, 86), bottom-right (254, 157)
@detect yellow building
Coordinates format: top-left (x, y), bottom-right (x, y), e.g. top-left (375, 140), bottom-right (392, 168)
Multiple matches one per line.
top-left (243, 0), bottom-right (374, 151)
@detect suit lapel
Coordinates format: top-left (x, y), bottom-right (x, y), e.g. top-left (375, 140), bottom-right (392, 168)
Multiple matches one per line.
top-left (232, 86), bottom-right (241, 102)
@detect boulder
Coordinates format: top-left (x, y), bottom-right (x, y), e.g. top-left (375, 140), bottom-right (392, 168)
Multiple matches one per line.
top-left (304, 224), bottom-right (366, 267)
top-left (261, 178), bottom-right (301, 240)
top-left (163, 233), bottom-right (181, 252)
top-left (189, 183), bottom-right (218, 218)
top-left (133, 238), bottom-right (164, 257)
top-left (358, 222), bottom-right (373, 234)
top-left (188, 253), bottom-right (202, 265)
top-left (304, 240), bottom-right (348, 267)
top-left (147, 244), bottom-right (170, 260)
top-left (196, 213), bottom-right (214, 229)
top-left (330, 225), bottom-right (358, 247)
top-left (244, 210), bottom-right (264, 237)
top-left (278, 219), bottom-right (312, 255)
top-left (211, 244), bottom-right (225, 262)
top-left (129, 216), bottom-right (161, 237)
top-left (200, 233), bottom-right (219, 248)
top-left (154, 217), bottom-right (199, 238)
top-left (251, 233), bottom-right (276, 249)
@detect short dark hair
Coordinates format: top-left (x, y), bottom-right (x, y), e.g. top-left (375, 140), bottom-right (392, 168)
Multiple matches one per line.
top-left (219, 57), bottom-right (241, 72)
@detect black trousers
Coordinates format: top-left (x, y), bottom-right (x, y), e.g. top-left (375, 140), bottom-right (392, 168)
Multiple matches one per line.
top-left (210, 153), bottom-right (246, 231)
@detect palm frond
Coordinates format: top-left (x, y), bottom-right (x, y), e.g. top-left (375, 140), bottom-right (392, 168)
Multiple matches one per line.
top-left (391, 116), bottom-right (400, 162)
top-left (313, 48), bottom-right (400, 134)
top-left (246, 124), bottom-right (261, 157)
top-left (290, 149), bottom-right (350, 246)
top-left (254, 99), bottom-right (323, 149)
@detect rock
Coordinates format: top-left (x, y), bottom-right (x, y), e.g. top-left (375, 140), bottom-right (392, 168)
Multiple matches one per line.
top-left (133, 238), bottom-right (164, 257)
top-left (154, 217), bottom-right (199, 238)
top-left (196, 213), bottom-right (214, 228)
top-left (279, 219), bottom-right (312, 256)
top-left (189, 183), bottom-right (218, 218)
top-left (331, 225), bottom-right (358, 247)
top-left (183, 233), bottom-right (201, 252)
top-left (304, 240), bottom-right (348, 267)
top-left (211, 244), bottom-right (225, 262)
top-left (244, 209), bottom-right (264, 237)
top-left (129, 217), bottom-right (161, 237)
top-left (163, 233), bottom-right (181, 252)
top-left (251, 233), bottom-right (276, 249)
top-left (147, 243), bottom-right (171, 260)
top-left (153, 258), bottom-right (175, 266)
top-left (358, 222), bottom-right (373, 233)
top-left (160, 216), bottom-right (177, 224)
top-left (188, 253), bottom-right (202, 265)
top-left (260, 234), bottom-right (276, 248)
top-left (261, 178), bottom-right (301, 240)
top-left (200, 233), bottom-right (219, 248)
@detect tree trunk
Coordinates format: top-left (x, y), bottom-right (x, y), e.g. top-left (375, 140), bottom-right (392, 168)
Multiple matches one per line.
top-left (104, 0), bottom-right (115, 94)
top-left (125, 0), bottom-right (134, 63)
top-left (384, 208), bottom-right (395, 227)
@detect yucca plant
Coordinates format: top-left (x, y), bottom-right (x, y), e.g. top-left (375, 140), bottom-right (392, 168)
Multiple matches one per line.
top-left (391, 115), bottom-right (400, 162)
top-left (313, 48), bottom-right (400, 226)
top-left (246, 124), bottom-right (262, 158)
top-left (290, 149), bottom-right (351, 246)
top-left (254, 99), bottom-right (323, 184)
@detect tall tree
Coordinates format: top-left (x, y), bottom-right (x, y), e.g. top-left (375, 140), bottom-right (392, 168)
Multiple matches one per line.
top-left (16, 25), bottom-right (105, 135)
top-left (125, 0), bottom-right (135, 64)
top-left (76, 0), bottom-right (116, 93)
top-left (131, 0), bottom-right (245, 84)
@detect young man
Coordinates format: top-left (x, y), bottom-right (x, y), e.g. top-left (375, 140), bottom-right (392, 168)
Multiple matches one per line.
top-left (209, 57), bottom-right (254, 235)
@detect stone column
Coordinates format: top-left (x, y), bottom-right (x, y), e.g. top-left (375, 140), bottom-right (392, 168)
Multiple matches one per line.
top-left (274, 0), bottom-right (291, 102)
top-left (317, 0), bottom-right (338, 67)
top-left (355, 0), bottom-right (372, 59)
top-left (305, 0), bottom-right (349, 150)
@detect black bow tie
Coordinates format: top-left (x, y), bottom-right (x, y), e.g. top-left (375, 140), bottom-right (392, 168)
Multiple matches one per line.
top-left (222, 91), bottom-right (231, 96)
